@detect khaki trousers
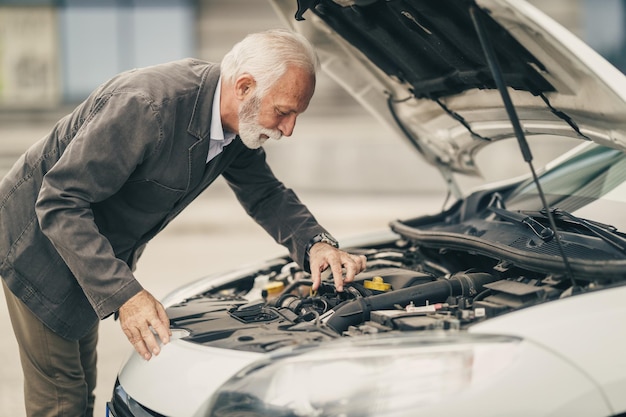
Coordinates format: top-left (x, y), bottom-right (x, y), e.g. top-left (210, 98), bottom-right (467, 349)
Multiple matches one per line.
top-left (2, 280), bottom-right (98, 417)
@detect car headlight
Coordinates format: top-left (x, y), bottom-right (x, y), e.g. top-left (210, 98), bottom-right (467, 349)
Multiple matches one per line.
top-left (108, 379), bottom-right (162, 417)
top-left (205, 333), bottom-right (520, 417)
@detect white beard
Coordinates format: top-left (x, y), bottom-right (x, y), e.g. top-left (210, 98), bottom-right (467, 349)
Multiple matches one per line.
top-left (238, 94), bottom-right (282, 149)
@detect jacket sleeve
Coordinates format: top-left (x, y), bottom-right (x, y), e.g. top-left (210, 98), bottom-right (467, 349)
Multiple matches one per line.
top-left (222, 145), bottom-right (329, 269)
top-left (35, 91), bottom-right (162, 319)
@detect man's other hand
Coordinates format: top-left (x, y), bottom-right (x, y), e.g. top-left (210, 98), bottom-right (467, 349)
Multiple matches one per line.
top-left (309, 243), bottom-right (367, 292)
top-left (118, 289), bottom-right (171, 360)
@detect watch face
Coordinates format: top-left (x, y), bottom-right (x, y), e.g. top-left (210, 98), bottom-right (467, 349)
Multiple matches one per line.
top-left (307, 233), bottom-right (339, 256)
top-left (319, 233), bottom-right (338, 247)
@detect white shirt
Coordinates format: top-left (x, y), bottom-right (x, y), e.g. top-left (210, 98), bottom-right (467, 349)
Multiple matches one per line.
top-left (207, 77), bottom-right (236, 163)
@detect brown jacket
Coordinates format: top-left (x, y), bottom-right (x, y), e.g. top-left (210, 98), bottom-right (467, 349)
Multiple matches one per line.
top-left (0, 59), bottom-right (326, 339)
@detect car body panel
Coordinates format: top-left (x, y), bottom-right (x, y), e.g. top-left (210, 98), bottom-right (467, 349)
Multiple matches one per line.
top-left (117, 324), bottom-right (613, 417)
top-left (471, 283), bottom-right (626, 413)
top-left (117, 336), bottom-right (262, 417)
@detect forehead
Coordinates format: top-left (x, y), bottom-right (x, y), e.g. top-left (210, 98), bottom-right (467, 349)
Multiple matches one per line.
top-left (263, 66), bottom-right (315, 113)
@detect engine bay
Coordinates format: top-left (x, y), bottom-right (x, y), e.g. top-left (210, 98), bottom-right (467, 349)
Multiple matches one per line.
top-left (166, 231), bottom-right (608, 353)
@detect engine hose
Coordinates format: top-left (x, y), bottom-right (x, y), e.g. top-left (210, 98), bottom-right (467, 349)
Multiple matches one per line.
top-left (323, 272), bottom-right (496, 334)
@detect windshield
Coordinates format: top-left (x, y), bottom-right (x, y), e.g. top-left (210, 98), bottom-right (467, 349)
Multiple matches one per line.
top-left (505, 144), bottom-right (626, 231)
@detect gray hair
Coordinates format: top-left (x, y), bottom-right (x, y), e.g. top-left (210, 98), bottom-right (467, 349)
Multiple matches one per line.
top-left (221, 29), bottom-right (320, 97)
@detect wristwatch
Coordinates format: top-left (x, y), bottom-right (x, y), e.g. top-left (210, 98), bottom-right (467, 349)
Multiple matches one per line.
top-left (303, 232), bottom-right (338, 273)
top-left (306, 232), bottom-right (339, 255)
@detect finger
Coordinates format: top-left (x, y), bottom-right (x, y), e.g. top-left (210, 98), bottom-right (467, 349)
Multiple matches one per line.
top-left (124, 327), bottom-right (152, 360)
top-left (133, 340), bottom-right (152, 361)
top-left (354, 255), bottom-right (367, 273)
top-left (347, 254), bottom-right (367, 275)
top-left (140, 324), bottom-right (161, 358)
top-left (329, 259), bottom-right (345, 292)
top-left (152, 304), bottom-right (171, 345)
top-left (361, 255), bottom-right (367, 271)
top-left (311, 260), bottom-right (323, 291)
top-left (343, 259), bottom-right (359, 284)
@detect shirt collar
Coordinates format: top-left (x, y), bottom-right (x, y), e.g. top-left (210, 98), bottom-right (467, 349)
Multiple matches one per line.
top-left (210, 76), bottom-right (236, 142)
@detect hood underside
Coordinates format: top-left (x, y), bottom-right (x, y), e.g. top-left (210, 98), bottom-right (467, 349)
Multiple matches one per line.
top-left (272, 0), bottom-right (626, 178)
top-left (296, 0), bottom-right (554, 99)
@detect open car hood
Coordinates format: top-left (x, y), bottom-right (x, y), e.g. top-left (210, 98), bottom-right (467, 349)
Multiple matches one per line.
top-left (270, 0), bottom-right (626, 189)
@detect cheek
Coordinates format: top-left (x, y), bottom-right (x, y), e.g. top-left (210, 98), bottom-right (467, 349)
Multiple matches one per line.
top-left (257, 112), bottom-right (281, 130)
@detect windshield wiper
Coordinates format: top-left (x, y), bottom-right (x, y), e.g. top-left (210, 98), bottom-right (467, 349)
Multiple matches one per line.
top-left (542, 208), bottom-right (626, 254)
top-left (489, 207), bottom-right (555, 241)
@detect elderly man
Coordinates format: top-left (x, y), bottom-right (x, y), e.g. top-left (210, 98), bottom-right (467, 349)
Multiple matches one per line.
top-left (0, 29), bottom-right (366, 416)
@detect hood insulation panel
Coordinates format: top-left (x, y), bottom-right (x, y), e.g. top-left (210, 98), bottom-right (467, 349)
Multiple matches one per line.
top-left (303, 0), bottom-right (555, 99)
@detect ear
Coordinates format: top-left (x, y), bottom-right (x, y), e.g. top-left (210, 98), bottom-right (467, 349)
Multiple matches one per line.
top-left (234, 74), bottom-right (256, 100)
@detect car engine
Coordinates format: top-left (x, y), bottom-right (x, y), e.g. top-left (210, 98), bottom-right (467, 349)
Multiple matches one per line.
top-left (166, 233), bottom-right (589, 353)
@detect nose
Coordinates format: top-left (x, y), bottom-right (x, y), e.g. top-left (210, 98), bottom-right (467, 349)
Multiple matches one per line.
top-left (278, 114), bottom-right (297, 137)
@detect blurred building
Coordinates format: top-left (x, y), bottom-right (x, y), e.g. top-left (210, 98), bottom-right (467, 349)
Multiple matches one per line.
top-left (0, 0), bottom-right (195, 108)
top-left (0, 0), bottom-right (624, 110)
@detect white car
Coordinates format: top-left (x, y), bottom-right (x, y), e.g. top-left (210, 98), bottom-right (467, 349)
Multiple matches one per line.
top-left (107, 0), bottom-right (626, 416)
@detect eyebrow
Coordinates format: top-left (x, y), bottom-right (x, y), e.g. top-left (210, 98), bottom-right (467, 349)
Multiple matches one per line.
top-left (275, 105), bottom-right (298, 115)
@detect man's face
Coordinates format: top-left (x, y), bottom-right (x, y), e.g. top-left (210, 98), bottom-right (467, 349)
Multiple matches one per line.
top-left (238, 93), bottom-right (281, 149)
top-left (238, 66), bottom-right (315, 149)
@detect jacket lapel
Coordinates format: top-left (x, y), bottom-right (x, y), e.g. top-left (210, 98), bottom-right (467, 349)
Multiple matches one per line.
top-left (186, 63), bottom-right (221, 191)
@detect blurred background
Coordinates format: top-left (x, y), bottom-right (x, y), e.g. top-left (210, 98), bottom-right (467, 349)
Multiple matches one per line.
top-left (1, 0), bottom-right (626, 192)
top-left (0, 1), bottom-right (625, 416)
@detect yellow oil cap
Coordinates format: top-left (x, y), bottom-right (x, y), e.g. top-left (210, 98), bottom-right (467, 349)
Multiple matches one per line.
top-left (364, 276), bottom-right (391, 291)
top-left (264, 281), bottom-right (285, 297)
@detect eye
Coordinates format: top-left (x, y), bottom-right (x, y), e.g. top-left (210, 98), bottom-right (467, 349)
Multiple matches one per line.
top-left (275, 108), bottom-right (288, 117)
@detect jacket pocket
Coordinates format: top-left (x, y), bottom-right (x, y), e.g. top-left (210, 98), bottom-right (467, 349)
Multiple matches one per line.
top-left (118, 179), bottom-right (185, 214)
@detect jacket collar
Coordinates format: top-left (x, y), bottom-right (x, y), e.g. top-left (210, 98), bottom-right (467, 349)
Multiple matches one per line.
top-left (187, 63), bottom-right (221, 140)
